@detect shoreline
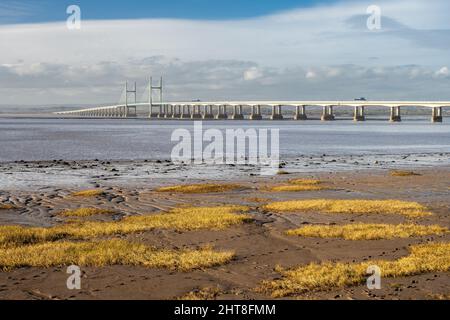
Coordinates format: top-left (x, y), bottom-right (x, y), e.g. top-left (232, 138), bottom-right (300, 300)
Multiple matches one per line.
top-left (1, 153), bottom-right (449, 191)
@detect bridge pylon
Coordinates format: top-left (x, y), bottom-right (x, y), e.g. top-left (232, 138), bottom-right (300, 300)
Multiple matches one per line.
top-left (125, 81), bottom-right (137, 117)
top-left (148, 76), bottom-right (163, 118)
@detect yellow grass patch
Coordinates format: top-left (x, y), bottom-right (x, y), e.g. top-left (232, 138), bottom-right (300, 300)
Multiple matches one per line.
top-left (263, 199), bottom-right (432, 217)
top-left (0, 239), bottom-right (234, 272)
top-left (289, 179), bottom-right (322, 185)
top-left (155, 183), bottom-right (243, 193)
top-left (286, 223), bottom-right (448, 240)
top-left (0, 204), bottom-right (15, 210)
top-left (71, 189), bottom-right (104, 197)
top-left (268, 178), bottom-right (326, 192)
top-left (124, 206), bottom-right (251, 231)
top-left (428, 293), bottom-right (450, 300)
top-left (0, 206), bottom-right (251, 247)
top-left (269, 185), bottom-right (326, 192)
top-left (178, 287), bottom-right (221, 300)
top-left (59, 208), bottom-right (116, 217)
top-left (260, 242), bottom-right (450, 297)
top-left (390, 170), bottom-right (421, 177)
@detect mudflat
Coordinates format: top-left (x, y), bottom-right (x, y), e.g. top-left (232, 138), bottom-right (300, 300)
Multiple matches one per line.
top-left (0, 165), bottom-right (449, 300)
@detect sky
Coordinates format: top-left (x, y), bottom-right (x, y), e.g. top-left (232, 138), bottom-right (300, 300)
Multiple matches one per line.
top-left (0, 0), bottom-right (450, 106)
top-left (0, 0), bottom-right (338, 23)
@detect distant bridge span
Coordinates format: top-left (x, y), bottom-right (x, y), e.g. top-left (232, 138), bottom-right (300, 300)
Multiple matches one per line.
top-left (54, 79), bottom-right (449, 122)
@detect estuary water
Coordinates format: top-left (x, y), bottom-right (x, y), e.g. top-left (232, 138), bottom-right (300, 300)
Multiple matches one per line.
top-left (0, 117), bottom-right (449, 162)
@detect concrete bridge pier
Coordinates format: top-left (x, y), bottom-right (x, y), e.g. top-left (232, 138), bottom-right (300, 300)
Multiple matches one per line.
top-left (321, 106), bottom-right (335, 121)
top-left (163, 104), bottom-right (172, 119)
top-left (432, 107), bottom-right (443, 123)
top-left (232, 105), bottom-right (244, 119)
top-left (390, 106), bottom-right (401, 122)
top-left (203, 105), bottom-right (214, 119)
top-left (250, 105), bottom-right (262, 120)
top-left (172, 105), bottom-right (181, 118)
top-left (271, 105), bottom-right (283, 120)
top-left (294, 105), bottom-right (307, 120)
top-left (216, 105), bottom-right (228, 119)
top-left (181, 105), bottom-right (190, 119)
top-left (150, 109), bottom-right (159, 118)
top-left (149, 104), bottom-right (159, 118)
top-left (157, 105), bottom-right (165, 118)
top-left (191, 105), bottom-right (202, 119)
top-left (353, 106), bottom-right (366, 121)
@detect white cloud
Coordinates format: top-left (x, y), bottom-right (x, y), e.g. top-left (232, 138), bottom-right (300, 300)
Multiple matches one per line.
top-left (435, 66), bottom-right (449, 77)
top-left (0, 0), bottom-right (450, 105)
top-left (305, 71), bottom-right (317, 79)
top-left (243, 67), bottom-right (263, 81)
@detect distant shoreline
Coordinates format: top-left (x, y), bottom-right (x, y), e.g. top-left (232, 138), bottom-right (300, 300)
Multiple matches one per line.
top-left (1, 156), bottom-right (449, 191)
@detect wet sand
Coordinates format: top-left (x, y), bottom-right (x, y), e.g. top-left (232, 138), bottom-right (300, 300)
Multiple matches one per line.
top-left (0, 165), bottom-right (449, 300)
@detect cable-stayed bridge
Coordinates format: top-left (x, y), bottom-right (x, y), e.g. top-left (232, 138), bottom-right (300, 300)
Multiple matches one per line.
top-left (54, 77), bottom-right (449, 122)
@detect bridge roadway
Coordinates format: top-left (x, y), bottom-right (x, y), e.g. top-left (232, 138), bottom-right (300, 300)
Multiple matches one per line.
top-left (55, 100), bottom-right (450, 122)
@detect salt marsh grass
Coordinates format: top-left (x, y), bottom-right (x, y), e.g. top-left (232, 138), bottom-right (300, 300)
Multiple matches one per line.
top-left (156, 183), bottom-right (244, 194)
top-left (0, 239), bottom-right (234, 272)
top-left (71, 189), bottom-right (105, 197)
top-left (286, 223), bottom-right (448, 240)
top-left (261, 242), bottom-right (450, 297)
top-left (0, 206), bottom-right (251, 247)
top-left (0, 204), bottom-right (15, 210)
top-left (390, 170), bottom-right (421, 177)
top-left (263, 199), bottom-right (432, 217)
top-left (60, 208), bottom-right (115, 217)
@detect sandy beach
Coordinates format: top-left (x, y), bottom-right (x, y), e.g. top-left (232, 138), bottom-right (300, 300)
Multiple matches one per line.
top-left (0, 162), bottom-right (449, 300)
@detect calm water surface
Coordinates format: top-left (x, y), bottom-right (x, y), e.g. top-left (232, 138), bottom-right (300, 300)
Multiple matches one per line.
top-left (0, 117), bottom-right (449, 162)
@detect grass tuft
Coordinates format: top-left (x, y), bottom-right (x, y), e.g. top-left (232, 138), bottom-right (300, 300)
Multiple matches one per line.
top-left (269, 185), bottom-right (326, 192)
top-left (288, 179), bottom-right (322, 185)
top-left (0, 206), bottom-right (251, 247)
top-left (269, 178), bottom-right (326, 192)
top-left (0, 239), bottom-right (234, 272)
top-left (286, 223), bottom-right (448, 240)
top-left (245, 197), bottom-right (270, 203)
top-left (72, 189), bottom-right (104, 197)
top-left (59, 208), bottom-right (115, 217)
top-left (263, 199), bottom-right (432, 217)
top-left (0, 204), bottom-right (15, 210)
top-left (178, 287), bottom-right (221, 300)
top-left (156, 183), bottom-right (243, 194)
top-left (260, 242), bottom-right (450, 297)
top-left (390, 170), bottom-right (421, 177)
top-left (123, 206), bottom-right (251, 231)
